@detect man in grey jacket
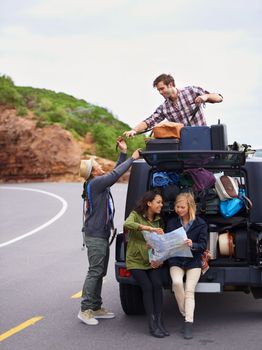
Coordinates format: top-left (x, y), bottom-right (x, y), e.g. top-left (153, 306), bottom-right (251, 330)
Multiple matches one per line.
top-left (78, 139), bottom-right (140, 325)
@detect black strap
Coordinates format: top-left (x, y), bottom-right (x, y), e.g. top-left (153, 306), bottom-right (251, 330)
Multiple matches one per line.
top-left (108, 190), bottom-right (115, 227)
top-left (185, 105), bottom-right (200, 126)
top-left (109, 228), bottom-right (117, 246)
top-left (108, 190), bottom-right (118, 246)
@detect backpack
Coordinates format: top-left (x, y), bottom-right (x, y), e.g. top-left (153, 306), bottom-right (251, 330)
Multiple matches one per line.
top-left (184, 168), bottom-right (216, 192)
top-left (81, 180), bottom-right (116, 248)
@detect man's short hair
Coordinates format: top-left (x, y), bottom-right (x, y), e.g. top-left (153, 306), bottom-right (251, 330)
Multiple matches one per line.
top-left (153, 74), bottom-right (175, 87)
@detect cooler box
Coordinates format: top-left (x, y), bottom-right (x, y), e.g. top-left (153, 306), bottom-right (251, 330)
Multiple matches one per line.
top-left (180, 126), bottom-right (211, 150)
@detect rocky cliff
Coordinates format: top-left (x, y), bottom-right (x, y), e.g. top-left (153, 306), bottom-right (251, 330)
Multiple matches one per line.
top-left (0, 106), bottom-right (128, 183)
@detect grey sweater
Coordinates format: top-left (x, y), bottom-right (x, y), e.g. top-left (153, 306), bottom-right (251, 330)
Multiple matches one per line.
top-left (83, 153), bottom-right (134, 239)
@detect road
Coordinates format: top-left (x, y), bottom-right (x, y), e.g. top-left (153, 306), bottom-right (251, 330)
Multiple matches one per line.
top-left (0, 182), bottom-right (262, 350)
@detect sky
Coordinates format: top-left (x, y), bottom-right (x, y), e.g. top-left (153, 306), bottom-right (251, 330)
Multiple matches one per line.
top-left (1, 0), bottom-right (261, 147)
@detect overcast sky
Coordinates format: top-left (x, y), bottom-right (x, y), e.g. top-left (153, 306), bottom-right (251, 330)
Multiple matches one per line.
top-left (1, 0), bottom-right (261, 146)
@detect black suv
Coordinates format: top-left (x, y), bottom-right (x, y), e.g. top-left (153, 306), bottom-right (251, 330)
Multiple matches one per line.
top-left (115, 146), bottom-right (262, 315)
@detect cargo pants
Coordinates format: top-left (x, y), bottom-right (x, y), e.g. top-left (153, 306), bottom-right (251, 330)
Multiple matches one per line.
top-left (81, 236), bottom-right (109, 311)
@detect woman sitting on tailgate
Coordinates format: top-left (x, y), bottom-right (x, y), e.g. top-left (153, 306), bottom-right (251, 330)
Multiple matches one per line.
top-left (166, 192), bottom-right (208, 340)
top-left (124, 190), bottom-right (168, 338)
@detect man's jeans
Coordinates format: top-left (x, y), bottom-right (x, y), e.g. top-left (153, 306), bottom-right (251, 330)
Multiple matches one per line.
top-left (81, 236), bottom-right (109, 311)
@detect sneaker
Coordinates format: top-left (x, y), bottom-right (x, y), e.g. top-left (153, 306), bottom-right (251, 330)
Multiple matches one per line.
top-left (78, 309), bottom-right (99, 325)
top-left (92, 307), bottom-right (115, 319)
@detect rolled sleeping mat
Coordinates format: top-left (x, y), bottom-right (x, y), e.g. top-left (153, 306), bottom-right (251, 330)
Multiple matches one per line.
top-left (218, 232), bottom-right (235, 256)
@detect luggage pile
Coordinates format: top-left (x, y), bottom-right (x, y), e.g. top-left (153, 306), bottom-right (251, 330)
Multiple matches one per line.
top-left (150, 170), bottom-right (252, 261)
top-left (145, 119), bottom-right (228, 151)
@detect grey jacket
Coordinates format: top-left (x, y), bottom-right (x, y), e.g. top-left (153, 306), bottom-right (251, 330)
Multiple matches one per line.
top-left (83, 153), bottom-right (134, 239)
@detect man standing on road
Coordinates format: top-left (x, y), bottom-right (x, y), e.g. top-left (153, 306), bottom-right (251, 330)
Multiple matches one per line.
top-left (124, 73), bottom-right (223, 137)
top-left (78, 138), bottom-right (140, 326)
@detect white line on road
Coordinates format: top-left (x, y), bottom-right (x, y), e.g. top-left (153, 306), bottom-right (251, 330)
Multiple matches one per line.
top-left (0, 186), bottom-right (68, 248)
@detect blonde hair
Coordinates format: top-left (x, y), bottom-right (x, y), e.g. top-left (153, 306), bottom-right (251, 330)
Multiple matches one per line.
top-left (175, 192), bottom-right (196, 221)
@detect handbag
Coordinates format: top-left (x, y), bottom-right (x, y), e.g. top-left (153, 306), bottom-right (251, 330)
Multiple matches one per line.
top-left (215, 175), bottom-right (239, 201)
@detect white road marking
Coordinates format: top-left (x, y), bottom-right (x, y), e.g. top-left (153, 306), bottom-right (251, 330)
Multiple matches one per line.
top-left (0, 186), bottom-right (68, 248)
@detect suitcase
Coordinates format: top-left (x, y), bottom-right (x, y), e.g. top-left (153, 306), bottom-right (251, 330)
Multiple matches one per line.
top-left (180, 126), bottom-right (211, 150)
top-left (145, 138), bottom-right (180, 151)
top-left (211, 121), bottom-right (228, 150)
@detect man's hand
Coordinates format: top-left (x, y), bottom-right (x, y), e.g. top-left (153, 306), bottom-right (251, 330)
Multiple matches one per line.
top-left (123, 129), bottom-right (137, 138)
top-left (195, 94), bottom-right (208, 105)
top-left (116, 137), bottom-right (127, 153)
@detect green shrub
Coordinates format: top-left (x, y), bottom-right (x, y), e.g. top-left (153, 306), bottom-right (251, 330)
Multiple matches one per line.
top-left (46, 107), bottom-right (68, 124)
top-left (16, 106), bottom-right (28, 116)
top-left (40, 98), bottom-right (53, 111)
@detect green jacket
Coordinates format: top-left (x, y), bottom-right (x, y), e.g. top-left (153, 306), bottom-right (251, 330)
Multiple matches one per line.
top-left (124, 210), bottom-right (162, 270)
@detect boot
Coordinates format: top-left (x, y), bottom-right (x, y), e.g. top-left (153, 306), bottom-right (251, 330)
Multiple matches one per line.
top-left (183, 322), bottom-right (193, 339)
top-left (155, 312), bottom-right (170, 336)
top-left (148, 314), bottom-right (165, 338)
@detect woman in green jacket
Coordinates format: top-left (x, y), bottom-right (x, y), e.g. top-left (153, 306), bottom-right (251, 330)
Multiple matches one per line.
top-left (124, 190), bottom-right (168, 338)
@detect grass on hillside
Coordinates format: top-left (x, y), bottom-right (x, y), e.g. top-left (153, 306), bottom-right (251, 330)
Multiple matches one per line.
top-left (0, 75), bottom-right (145, 160)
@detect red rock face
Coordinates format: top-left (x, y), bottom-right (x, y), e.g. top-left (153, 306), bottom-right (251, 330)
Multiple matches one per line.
top-left (0, 106), bottom-right (129, 183)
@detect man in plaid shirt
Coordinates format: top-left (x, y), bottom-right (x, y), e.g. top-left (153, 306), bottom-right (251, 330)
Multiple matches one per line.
top-left (124, 74), bottom-right (223, 137)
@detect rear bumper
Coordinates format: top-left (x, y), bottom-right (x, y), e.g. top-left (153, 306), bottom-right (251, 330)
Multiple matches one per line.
top-left (115, 262), bottom-right (262, 292)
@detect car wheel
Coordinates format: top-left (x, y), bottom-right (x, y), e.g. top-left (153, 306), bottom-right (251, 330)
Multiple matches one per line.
top-left (119, 284), bottom-right (145, 315)
top-left (251, 287), bottom-right (262, 299)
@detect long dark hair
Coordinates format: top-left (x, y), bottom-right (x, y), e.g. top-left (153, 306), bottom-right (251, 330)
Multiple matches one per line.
top-left (134, 189), bottom-right (162, 217)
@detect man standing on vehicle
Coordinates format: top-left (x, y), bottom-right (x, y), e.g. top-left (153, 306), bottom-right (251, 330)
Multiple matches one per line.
top-left (123, 73), bottom-right (223, 137)
top-left (78, 138), bottom-right (140, 326)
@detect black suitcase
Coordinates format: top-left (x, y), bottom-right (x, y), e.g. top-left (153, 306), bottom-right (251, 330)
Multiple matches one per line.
top-left (145, 138), bottom-right (180, 151)
top-left (180, 126), bottom-right (211, 150)
top-left (211, 121), bottom-right (228, 150)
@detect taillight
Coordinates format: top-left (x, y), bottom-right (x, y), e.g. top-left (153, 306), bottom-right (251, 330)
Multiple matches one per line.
top-left (119, 267), bottom-right (131, 278)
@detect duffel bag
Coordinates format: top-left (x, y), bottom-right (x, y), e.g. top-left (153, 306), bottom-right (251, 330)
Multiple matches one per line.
top-left (220, 188), bottom-right (252, 218)
top-left (153, 121), bottom-right (184, 139)
top-left (184, 168), bottom-right (216, 192)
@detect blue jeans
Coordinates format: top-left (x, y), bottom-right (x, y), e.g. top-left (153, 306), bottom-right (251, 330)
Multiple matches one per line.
top-left (81, 236), bottom-right (109, 311)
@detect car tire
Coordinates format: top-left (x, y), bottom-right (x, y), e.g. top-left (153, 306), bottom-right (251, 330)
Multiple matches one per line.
top-left (119, 284), bottom-right (145, 315)
top-left (251, 287), bottom-right (262, 299)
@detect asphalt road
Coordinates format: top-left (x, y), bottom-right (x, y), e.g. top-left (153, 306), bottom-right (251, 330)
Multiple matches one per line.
top-left (0, 182), bottom-right (262, 350)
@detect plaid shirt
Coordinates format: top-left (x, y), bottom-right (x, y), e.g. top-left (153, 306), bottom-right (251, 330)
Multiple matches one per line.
top-left (144, 86), bottom-right (210, 128)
